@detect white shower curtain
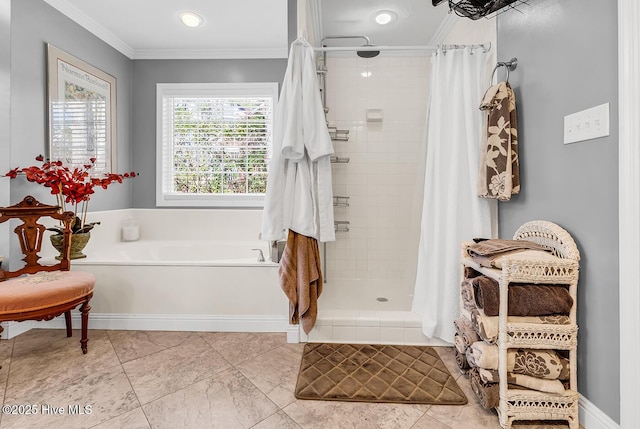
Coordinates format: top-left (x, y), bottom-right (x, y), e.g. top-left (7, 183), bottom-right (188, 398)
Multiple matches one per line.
top-left (412, 47), bottom-right (496, 342)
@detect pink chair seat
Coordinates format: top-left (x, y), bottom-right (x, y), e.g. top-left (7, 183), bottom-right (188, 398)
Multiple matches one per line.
top-left (0, 271), bottom-right (95, 315)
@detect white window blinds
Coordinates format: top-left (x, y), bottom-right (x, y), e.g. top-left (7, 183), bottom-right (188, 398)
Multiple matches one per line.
top-left (156, 83), bottom-right (278, 207)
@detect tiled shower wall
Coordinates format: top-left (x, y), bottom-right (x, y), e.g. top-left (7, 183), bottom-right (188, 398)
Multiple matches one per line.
top-left (323, 55), bottom-right (430, 295)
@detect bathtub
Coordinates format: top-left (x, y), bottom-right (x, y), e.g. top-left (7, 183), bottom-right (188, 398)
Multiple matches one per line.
top-left (23, 208), bottom-right (294, 339)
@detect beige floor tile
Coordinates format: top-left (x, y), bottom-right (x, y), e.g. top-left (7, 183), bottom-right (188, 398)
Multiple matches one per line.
top-left (283, 400), bottom-right (427, 429)
top-left (434, 346), bottom-right (464, 379)
top-left (142, 368), bottom-right (278, 429)
top-left (123, 335), bottom-right (231, 404)
top-left (7, 329), bottom-right (119, 387)
top-left (199, 332), bottom-right (287, 365)
top-left (91, 407), bottom-right (151, 429)
top-left (108, 330), bottom-right (202, 363)
top-left (1, 364), bottom-right (139, 429)
top-left (252, 410), bottom-right (302, 429)
top-left (235, 344), bottom-right (304, 408)
top-left (0, 337), bottom-right (14, 401)
top-left (424, 373), bottom-right (502, 429)
top-left (410, 413), bottom-right (453, 429)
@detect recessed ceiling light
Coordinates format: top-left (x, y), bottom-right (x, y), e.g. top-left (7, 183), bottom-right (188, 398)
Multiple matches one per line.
top-left (374, 10), bottom-right (396, 25)
top-left (179, 12), bottom-right (203, 28)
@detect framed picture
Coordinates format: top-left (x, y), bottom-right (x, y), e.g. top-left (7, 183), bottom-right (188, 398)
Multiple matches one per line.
top-left (46, 43), bottom-right (116, 174)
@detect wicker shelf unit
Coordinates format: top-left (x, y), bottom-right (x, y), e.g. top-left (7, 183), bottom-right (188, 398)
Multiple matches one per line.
top-left (460, 220), bottom-right (580, 429)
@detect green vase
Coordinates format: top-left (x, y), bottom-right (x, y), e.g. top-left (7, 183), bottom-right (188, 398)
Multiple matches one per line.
top-left (50, 232), bottom-right (91, 260)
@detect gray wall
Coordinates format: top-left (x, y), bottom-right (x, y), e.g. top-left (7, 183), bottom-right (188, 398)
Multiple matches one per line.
top-left (131, 0), bottom-right (296, 208)
top-left (130, 59), bottom-right (289, 208)
top-left (0, 0), bottom-right (10, 266)
top-left (497, 0), bottom-right (619, 422)
top-left (10, 0), bottom-right (133, 211)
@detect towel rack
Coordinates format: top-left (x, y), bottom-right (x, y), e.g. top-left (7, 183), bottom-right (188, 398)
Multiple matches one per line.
top-left (491, 57), bottom-right (518, 83)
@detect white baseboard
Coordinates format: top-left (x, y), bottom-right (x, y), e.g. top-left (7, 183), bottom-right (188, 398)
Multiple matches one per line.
top-left (0, 321), bottom-right (33, 339)
top-left (2, 313), bottom-right (290, 339)
top-left (579, 394), bottom-right (619, 429)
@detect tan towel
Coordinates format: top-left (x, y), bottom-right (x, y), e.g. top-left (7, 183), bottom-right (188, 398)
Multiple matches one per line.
top-left (470, 307), bottom-right (571, 344)
top-left (454, 347), bottom-right (470, 373)
top-left (469, 367), bottom-right (500, 409)
top-left (454, 316), bottom-right (481, 348)
top-left (478, 81), bottom-right (520, 201)
top-left (468, 341), bottom-right (570, 381)
top-left (466, 239), bottom-right (551, 268)
top-left (473, 278), bottom-right (573, 317)
top-left (278, 230), bottom-right (323, 334)
top-left (460, 279), bottom-right (478, 312)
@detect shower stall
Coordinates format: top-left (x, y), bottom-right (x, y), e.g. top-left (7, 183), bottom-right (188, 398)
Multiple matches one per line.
top-left (304, 36), bottom-right (440, 345)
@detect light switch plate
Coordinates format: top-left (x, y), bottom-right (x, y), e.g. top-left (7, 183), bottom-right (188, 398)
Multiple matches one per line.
top-left (564, 103), bottom-right (610, 144)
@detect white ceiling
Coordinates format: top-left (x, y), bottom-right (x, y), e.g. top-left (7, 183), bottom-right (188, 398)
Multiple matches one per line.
top-left (318, 0), bottom-right (451, 48)
top-left (43, 0), bottom-right (290, 59)
top-left (42, 0), bottom-right (453, 60)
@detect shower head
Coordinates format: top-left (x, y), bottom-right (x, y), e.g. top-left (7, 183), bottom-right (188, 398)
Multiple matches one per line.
top-left (321, 35), bottom-right (380, 58)
top-left (357, 45), bottom-right (380, 58)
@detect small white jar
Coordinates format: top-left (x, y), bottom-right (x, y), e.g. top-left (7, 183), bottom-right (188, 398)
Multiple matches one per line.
top-left (121, 217), bottom-right (140, 242)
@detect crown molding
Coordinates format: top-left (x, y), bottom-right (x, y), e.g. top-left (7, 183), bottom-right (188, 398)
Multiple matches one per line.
top-left (132, 48), bottom-right (289, 60)
top-left (43, 0), bottom-right (135, 58)
top-left (429, 11), bottom-right (459, 45)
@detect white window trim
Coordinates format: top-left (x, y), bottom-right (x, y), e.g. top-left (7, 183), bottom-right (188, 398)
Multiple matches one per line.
top-left (156, 82), bottom-right (278, 208)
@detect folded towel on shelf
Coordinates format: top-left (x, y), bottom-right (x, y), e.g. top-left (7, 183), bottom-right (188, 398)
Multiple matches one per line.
top-left (455, 348), bottom-right (471, 373)
top-left (454, 333), bottom-right (467, 354)
top-left (508, 373), bottom-right (566, 394)
top-left (466, 239), bottom-right (555, 269)
top-left (477, 367), bottom-right (500, 383)
top-left (454, 316), bottom-right (481, 348)
top-left (473, 277), bottom-right (573, 317)
top-left (467, 341), bottom-right (570, 380)
top-left (279, 230), bottom-right (323, 334)
top-left (464, 266), bottom-right (482, 279)
top-left (460, 279), bottom-right (478, 312)
top-left (469, 367), bottom-right (500, 409)
top-left (470, 307), bottom-right (571, 344)
top-left (470, 367), bottom-right (565, 406)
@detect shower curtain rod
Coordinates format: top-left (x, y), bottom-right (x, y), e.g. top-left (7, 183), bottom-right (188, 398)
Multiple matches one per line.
top-left (314, 42), bottom-right (491, 53)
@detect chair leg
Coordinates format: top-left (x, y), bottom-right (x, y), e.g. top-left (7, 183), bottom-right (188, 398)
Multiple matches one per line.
top-left (79, 300), bottom-right (91, 354)
top-left (64, 310), bottom-right (72, 337)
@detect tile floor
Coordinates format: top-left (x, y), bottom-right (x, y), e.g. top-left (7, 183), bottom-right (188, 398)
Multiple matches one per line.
top-left (0, 329), bottom-right (580, 429)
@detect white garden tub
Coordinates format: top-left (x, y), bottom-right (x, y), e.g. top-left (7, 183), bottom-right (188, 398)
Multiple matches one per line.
top-left (43, 208), bottom-right (292, 335)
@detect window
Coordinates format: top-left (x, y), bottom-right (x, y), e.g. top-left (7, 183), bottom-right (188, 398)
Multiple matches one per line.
top-left (156, 82), bottom-right (278, 207)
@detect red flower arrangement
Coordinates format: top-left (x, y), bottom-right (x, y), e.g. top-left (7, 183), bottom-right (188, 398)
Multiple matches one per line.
top-left (6, 155), bottom-right (137, 234)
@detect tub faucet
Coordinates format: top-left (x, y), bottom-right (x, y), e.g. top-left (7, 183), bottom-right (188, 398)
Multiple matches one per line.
top-left (252, 248), bottom-right (265, 262)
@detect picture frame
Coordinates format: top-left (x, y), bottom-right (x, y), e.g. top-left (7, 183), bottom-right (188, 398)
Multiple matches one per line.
top-left (46, 43), bottom-right (116, 174)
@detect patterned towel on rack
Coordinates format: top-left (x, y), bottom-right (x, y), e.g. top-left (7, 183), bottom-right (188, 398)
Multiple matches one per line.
top-left (469, 367), bottom-right (565, 408)
top-left (454, 316), bottom-right (481, 348)
top-left (477, 81), bottom-right (520, 201)
top-left (466, 341), bottom-right (570, 381)
top-left (469, 308), bottom-right (571, 344)
top-left (460, 279), bottom-right (478, 312)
